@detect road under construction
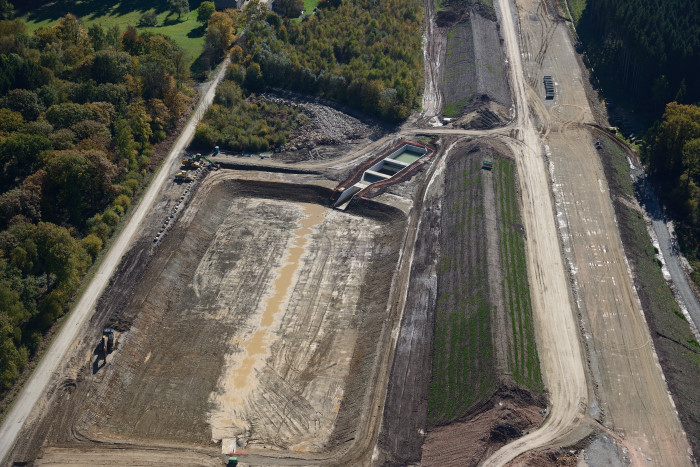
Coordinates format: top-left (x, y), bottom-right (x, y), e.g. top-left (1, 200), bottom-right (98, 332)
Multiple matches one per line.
top-left (0, 0), bottom-right (696, 464)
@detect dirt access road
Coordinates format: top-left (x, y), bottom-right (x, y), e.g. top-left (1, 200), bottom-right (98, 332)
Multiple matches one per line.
top-left (0, 56), bottom-right (231, 465)
top-left (475, 0), bottom-right (589, 463)
top-left (506, 0), bottom-right (693, 463)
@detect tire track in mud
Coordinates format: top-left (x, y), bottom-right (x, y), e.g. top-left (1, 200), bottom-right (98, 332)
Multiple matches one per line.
top-left (421, 0), bottom-right (445, 119)
top-left (480, 0), bottom-right (590, 463)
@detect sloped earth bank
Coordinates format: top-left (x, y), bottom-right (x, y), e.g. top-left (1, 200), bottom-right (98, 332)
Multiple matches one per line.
top-left (376, 139), bottom-right (546, 465)
top-left (438, 1), bottom-right (512, 126)
top-left (22, 173), bottom-right (409, 463)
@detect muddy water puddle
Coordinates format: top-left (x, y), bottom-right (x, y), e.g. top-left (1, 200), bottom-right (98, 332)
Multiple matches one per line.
top-left (210, 202), bottom-right (326, 437)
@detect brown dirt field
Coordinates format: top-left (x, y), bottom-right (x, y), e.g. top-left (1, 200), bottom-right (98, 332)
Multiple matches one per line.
top-left (422, 390), bottom-right (545, 466)
top-left (19, 173), bottom-right (409, 463)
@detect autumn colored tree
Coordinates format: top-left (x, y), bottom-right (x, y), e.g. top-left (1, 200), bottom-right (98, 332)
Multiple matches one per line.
top-left (205, 11), bottom-right (236, 59)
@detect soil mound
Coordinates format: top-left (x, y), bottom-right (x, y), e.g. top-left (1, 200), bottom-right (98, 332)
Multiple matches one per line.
top-left (421, 384), bottom-right (547, 466)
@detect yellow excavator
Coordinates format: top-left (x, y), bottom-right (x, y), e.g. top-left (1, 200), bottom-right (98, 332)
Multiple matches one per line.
top-left (181, 157), bottom-right (202, 169)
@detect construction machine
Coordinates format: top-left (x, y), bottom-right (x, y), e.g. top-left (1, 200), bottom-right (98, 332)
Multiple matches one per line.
top-left (192, 152), bottom-right (220, 170)
top-left (103, 328), bottom-right (115, 352)
top-left (99, 328), bottom-right (115, 358)
top-left (181, 157), bottom-right (202, 169)
top-left (175, 170), bottom-right (194, 182)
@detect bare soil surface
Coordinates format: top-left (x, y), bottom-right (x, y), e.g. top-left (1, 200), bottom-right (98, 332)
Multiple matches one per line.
top-left (595, 129), bottom-right (700, 459)
top-left (374, 137), bottom-right (448, 466)
top-left (21, 174), bottom-right (408, 464)
top-left (422, 387), bottom-right (545, 466)
top-left (516, 0), bottom-right (693, 462)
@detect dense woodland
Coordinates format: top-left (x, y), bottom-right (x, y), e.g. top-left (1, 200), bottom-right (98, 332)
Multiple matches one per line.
top-left (578, 0), bottom-right (699, 114)
top-left (0, 14), bottom-right (194, 393)
top-left (195, 77), bottom-right (308, 152)
top-left (235, 0), bottom-right (423, 121)
top-left (196, 0), bottom-right (423, 151)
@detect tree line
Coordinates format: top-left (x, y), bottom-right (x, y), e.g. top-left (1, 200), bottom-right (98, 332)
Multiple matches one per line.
top-left (578, 0), bottom-right (699, 114)
top-left (0, 14), bottom-right (192, 393)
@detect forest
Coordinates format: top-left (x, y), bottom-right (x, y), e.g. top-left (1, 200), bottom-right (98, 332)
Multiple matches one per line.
top-left (194, 77), bottom-right (308, 152)
top-left (195, 0), bottom-right (423, 152)
top-left (235, 0), bottom-right (423, 121)
top-left (0, 14), bottom-right (194, 394)
top-left (577, 0), bottom-right (699, 115)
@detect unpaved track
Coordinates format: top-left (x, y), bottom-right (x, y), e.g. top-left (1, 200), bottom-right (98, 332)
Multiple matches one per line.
top-left (0, 56), bottom-right (231, 465)
top-left (421, 0), bottom-right (444, 119)
top-left (509, 0), bottom-right (693, 462)
top-left (481, 0), bottom-right (589, 463)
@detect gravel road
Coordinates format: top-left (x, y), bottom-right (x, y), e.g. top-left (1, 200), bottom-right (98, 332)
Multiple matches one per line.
top-left (635, 170), bottom-right (700, 337)
top-left (480, 0), bottom-right (588, 463)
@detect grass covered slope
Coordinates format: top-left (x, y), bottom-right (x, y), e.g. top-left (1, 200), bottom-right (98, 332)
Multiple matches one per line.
top-left (429, 146), bottom-right (542, 427)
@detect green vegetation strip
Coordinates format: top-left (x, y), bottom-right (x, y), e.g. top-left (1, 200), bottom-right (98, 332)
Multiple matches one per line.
top-left (429, 157), bottom-right (494, 426)
top-left (495, 159), bottom-right (543, 391)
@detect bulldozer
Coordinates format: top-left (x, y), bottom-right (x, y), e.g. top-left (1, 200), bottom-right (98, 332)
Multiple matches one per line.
top-left (175, 170), bottom-right (194, 182)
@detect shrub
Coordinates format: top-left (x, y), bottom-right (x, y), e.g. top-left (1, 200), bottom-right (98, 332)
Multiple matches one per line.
top-left (82, 233), bottom-right (103, 260)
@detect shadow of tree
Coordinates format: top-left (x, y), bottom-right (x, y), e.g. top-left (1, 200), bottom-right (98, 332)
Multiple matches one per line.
top-left (19, 0), bottom-right (206, 25)
top-left (187, 24), bottom-right (206, 38)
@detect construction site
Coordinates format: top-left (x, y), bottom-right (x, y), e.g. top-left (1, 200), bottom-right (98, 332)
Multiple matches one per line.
top-left (2, 0), bottom-right (699, 464)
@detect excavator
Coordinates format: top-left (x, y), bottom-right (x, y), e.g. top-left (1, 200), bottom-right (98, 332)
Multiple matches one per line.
top-left (181, 157), bottom-right (202, 169)
top-left (98, 328), bottom-right (116, 362)
top-left (186, 152), bottom-right (220, 170)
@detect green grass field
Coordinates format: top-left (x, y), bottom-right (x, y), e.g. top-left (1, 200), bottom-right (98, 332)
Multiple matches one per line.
top-left (303, 0), bottom-right (319, 14)
top-left (496, 158), bottom-right (543, 391)
top-left (18, 0), bottom-right (206, 64)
